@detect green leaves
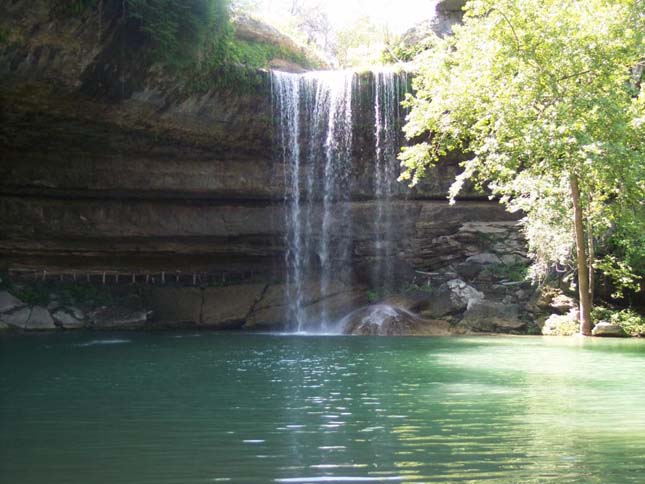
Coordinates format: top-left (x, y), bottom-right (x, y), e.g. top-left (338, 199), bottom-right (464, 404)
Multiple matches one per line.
top-left (401, 0), bottom-right (645, 288)
top-left (595, 256), bottom-right (642, 299)
top-left (125, 0), bottom-right (231, 67)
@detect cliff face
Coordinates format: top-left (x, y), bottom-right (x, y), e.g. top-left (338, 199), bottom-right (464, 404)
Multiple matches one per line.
top-left (1, 1), bottom-right (273, 272)
top-left (1, 1), bottom-right (489, 275)
top-left (0, 1), bottom-right (530, 335)
top-left (400, 0), bottom-right (466, 51)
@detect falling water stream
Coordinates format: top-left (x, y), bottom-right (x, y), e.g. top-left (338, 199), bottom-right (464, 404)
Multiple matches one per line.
top-left (272, 69), bottom-right (408, 332)
top-left (373, 69), bottom-right (408, 292)
top-left (272, 70), bottom-right (355, 332)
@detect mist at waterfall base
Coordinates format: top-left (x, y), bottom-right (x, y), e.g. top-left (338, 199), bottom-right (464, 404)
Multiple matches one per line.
top-left (2, 333), bottom-right (644, 483)
top-left (271, 69), bottom-right (408, 334)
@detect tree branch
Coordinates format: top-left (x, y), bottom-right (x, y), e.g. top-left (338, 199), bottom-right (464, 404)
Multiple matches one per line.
top-left (557, 69), bottom-right (593, 82)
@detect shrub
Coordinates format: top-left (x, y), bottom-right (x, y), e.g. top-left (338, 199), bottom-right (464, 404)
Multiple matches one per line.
top-left (126, 0), bottom-right (231, 67)
top-left (486, 262), bottom-right (528, 282)
top-left (9, 282), bottom-right (50, 306)
top-left (226, 39), bottom-right (314, 69)
top-left (593, 307), bottom-right (645, 337)
top-left (366, 290), bottom-right (378, 303)
top-left (402, 282), bottom-right (434, 295)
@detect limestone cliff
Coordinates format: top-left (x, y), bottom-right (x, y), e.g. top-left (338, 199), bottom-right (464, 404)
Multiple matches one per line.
top-left (0, 1), bottom-right (484, 273)
top-left (0, 1), bottom-right (531, 332)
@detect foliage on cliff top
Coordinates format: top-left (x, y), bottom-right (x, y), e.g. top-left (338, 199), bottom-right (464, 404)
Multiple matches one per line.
top-left (225, 38), bottom-right (317, 69)
top-left (125, 0), bottom-right (231, 66)
top-left (59, 0), bottom-right (318, 77)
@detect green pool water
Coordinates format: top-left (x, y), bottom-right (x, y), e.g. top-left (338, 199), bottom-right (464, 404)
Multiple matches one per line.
top-left (1, 333), bottom-right (644, 483)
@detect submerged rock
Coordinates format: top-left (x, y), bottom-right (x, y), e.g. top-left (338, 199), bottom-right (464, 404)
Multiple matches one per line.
top-left (89, 307), bottom-right (149, 329)
top-left (592, 322), bottom-right (625, 338)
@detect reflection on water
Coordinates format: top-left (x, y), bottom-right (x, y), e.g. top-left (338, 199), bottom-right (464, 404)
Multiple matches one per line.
top-left (1, 334), bottom-right (644, 483)
top-left (75, 338), bottom-right (132, 347)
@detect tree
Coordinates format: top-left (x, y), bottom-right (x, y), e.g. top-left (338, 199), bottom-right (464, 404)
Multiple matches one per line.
top-left (126, 0), bottom-right (231, 66)
top-left (290, 1), bottom-right (332, 50)
top-left (333, 16), bottom-right (389, 67)
top-left (399, 0), bottom-right (645, 335)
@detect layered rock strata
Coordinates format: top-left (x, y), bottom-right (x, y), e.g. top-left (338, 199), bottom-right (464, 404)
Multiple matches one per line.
top-left (0, 1), bottom-right (531, 331)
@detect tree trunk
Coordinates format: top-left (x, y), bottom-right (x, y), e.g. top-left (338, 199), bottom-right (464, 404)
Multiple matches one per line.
top-left (587, 214), bottom-right (595, 307)
top-left (570, 174), bottom-right (592, 335)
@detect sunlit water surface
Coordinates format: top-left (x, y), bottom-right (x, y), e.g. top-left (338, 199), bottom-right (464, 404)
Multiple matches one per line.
top-left (1, 333), bottom-right (644, 483)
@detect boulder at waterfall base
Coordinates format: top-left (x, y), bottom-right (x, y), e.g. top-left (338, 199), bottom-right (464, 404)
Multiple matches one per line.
top-left (342, 304), bottom-right (451, 336)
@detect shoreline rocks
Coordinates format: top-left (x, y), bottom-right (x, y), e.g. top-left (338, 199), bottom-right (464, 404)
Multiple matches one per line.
top-left (52, 309), bottom-right (84, 329)
top-left (592, 322), bottom-right (625, 338)
top-left (0, 291), bottom-right (25, 313)
top-left (458, 301), bottom-right (524, 333)
top-left (25, 307), bottom-right (56, 330)
top-left (1, 278), bottom-right (638, 337)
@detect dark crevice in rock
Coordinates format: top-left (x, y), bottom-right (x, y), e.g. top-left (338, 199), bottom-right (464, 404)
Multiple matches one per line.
top-left (199, 287), bottom-right (205, 326)
top-left (245, 283), bottom-right (270, 321)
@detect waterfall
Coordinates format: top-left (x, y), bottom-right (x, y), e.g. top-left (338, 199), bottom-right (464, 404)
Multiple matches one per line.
top-left (271, 72), bottom-right (304, 327)
top-left (372, 69), bottom-right (408, 293)
top-left (271, 71), bottom-right (355, 332)
top-left (271, 69), bottom-right (407, 332)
